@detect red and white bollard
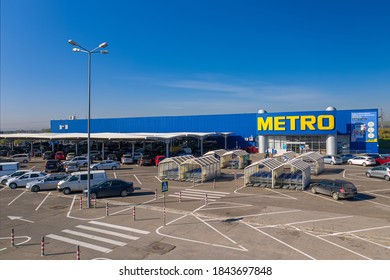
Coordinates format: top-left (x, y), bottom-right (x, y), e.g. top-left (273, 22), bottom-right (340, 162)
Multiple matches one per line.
top-left (155, 188), bottom-right (158, 200)
top-left (11, 228), bottom-right (15, 247)
top-left (163, 207), bottom-right (166, 226)
top-left (76, 245), bottom-right (80, 260)
top-left (106, 202), bottom-right (109, 216)
top-left (193, 179), bottom-right (195, 187)
top-left (132, 206), bottom-right (136, 221)
top-left (80, 197), bottom-right (83, 210)
top-left (93, 198), bottom-right (97, 208)
top-left (205, 194), bottom-right (208, 206)
top-left (213, 178), bottom-right (216, 189)
top-left (179, 190), bottom-right (182, 202)
top-left (41, 236), bottom-right (45, 256)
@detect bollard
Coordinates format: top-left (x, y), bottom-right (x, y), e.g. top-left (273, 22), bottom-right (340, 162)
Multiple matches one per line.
top-left (76, 245), bottom-right (80, 260)
top-left (106, 202), bottom-right (109, 216)
top-left (155, 188), bottom-right (158, 200)
top-left (80, 197), bottom-right (83, 210)
top-left (205, 194), bottom-right (208, 206)
top-left (132, 206), bottom-right (136, 221)
top-left (93, 198), bottom-right (97, 208)
top-left (213, 178), bottom-right (216, 189)
top-left (163, 207), bottom-right (166, 226)
top-left (179, 190), bottom-right (182, 202)
top-left (11, 228), bottom-right (15, 247)
top-left (193, 178), bottom-right (195, 188)
top-left (41, 236), bottom-right (45, 256)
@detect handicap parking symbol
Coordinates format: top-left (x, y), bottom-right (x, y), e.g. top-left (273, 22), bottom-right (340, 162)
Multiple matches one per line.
top-left (162, 180), bottom-right (168, 193)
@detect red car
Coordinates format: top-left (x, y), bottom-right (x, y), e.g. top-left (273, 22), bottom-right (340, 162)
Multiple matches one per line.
top-left (376, 156), bottom-right (390, 165)
top-left (55, 151), bottom-right (65, 160)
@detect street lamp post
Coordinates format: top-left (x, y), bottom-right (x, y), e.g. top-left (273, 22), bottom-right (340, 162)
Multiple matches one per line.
top-left (68, 39), bottom-right (108, 208)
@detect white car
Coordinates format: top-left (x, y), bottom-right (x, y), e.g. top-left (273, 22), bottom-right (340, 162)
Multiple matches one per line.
top-left (9, 154), bottom-right (30, 163)
top-left (6, 172), bottom-right (47, 189)
top-left (91, 160), bottom-right (120, 170)
top-left (347, 156), bottom-right (376, 166)
top-left (1, 169), bottom-right (32, 185)
top-left (63, 156), bottom-right (89, 167)
top-left (121, 154), bottom-right (134, 164)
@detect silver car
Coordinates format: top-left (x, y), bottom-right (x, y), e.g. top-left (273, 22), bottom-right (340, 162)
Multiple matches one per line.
top-left (6, 172), bottom-right (47, 189)
top-left (323, 155), bottom-right (343, 165)
top-left (347, 156), bottom-right (376, 166)
top-left (26, 174), bottom-right (69, 192)
top-left (90, 160), bottom-right (120, 170)
top-left (365, 166), bottom-right (390, 181)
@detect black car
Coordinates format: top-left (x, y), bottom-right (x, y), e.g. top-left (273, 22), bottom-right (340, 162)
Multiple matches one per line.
top-left (311, 179), bottom-right (358, 200)
top-left (85, 179), bottom-right (134, 199)
top-left (45, 159), bottom-right (64, 172)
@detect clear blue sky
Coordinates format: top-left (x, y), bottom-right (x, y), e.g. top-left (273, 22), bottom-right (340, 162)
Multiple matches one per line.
top-left (1, 0), bottom-right (389, 131)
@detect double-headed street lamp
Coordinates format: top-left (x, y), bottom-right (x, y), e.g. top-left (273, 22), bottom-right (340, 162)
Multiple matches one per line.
top-left (68, 39), bottom-right (109, 208)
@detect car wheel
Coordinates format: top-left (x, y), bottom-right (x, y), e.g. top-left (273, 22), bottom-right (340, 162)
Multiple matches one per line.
top-left (1, 179), bottom-right (7, 185)
top-left (332, 192), bottom-right (339, 200)
top-left (366, 172), bottom-right (371, 178)
top-left (92, 166), bottom-right (98, 170)
top-left (311, 186), bottom-right (317, 194)
top-left (32, 186), bottom-right (40, 192)
top-left (63, 188), bottom-right (71, 195)
top-left (330, 161), bottom-right (334, 165)
top-left (90, 192), bottom-right (97, 199)
top-left (385, 175), bottom-right (390, 181)
top-left (348, 161), bottom-right (352, 165)
top-left (9, 183), bottom-right (17, 189)
top-left (362, 162), bottom-right (367, 167)
top-left (120, 190), bottom-right (128, 197)
top-left (112, 166), bottom-right (117, 170)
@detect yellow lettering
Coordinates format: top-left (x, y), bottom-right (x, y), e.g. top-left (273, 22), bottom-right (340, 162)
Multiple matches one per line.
top-left (300, 116), bottom-right (316, 130)
top-left (286, 116), bottom-right (299, 130)
top-left (317, 115), bottom-right (335, 130)
top-left (258, 117), bottom-right (273, 131)
top-left (274, 116), bottom-right (286, 130)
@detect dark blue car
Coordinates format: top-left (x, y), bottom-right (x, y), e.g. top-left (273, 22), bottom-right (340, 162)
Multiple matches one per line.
top-left (85, 179), bottom-right (134, 199)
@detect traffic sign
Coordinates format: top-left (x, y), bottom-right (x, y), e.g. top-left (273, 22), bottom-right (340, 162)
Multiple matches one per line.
top-left (162, 180), bottom-right (168, 193)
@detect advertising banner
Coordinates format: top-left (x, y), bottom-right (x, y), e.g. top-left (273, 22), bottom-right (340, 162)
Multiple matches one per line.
top-left (351, 112), bottom-right (378, 143)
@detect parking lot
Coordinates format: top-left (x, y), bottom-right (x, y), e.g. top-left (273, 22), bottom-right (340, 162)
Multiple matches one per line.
top-left (1, 157), bottom-right (390, 260)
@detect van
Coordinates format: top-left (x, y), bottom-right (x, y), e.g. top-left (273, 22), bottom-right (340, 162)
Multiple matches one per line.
top-left (57, 170), bottom-right (107, 194)
top-left (0, 162), bottom-right (20, 176)
top-left (10, 154), bottom-right (30, 163)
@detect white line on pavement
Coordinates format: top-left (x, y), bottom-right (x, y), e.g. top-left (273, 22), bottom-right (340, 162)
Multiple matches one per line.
top-left (61, 229), bottom-right (127, 246)
top-left (46, 234), bottom-right (112, 253)
top-left (76, 225), bottom-right (139, 240)
top-left (35, 192), bottom-right (51, 211)
top-left (8, 190), bottom-right (27, 206)
top-left (88, 221), bottom-right (150, 235)
top-left (133, 174), bottom-right (142, 185)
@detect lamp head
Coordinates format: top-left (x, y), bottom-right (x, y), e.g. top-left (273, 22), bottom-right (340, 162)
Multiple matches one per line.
top-left (100, 50), bottom-right (109, 54)
top-left (99, 42), bottom-right (108, 48)
top-left (68, 39), bottom-right (79, 46)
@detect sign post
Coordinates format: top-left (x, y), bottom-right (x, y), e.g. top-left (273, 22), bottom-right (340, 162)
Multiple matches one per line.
top-left (161, 180), bottom-right (168, 225)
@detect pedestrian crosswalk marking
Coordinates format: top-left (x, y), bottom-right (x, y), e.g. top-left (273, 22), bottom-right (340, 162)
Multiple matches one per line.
top-left (88, 221), bottom-right (150, 235)
top-left (169, 188), bottom-right (228, 201)
top-left (61, 229), bottom-right (127, 246)
top-left (76, 225), bottom-right (139, 240)
top-left (184, 189), bottom-right (230, 195)
top-left (46, 234), bottom-right (112, 253)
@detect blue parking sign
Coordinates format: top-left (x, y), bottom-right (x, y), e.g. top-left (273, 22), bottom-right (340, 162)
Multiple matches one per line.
top-left (162, 180), bottom-right (168, 193)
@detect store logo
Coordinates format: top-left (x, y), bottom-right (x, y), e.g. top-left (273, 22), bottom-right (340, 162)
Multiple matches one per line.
top-left (257, 115), bottom-right (335, 131)
top-left (59, 124), bottom-right (69, 130)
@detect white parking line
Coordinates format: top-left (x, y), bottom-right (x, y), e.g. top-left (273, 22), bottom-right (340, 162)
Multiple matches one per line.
top-left (76, 225), bottom-right (139, 240)
top-left (349, 234), bottom-right (389, 250)
top-left (35, 192), bottom-right (51, 211)
top-left (265, 188), bottom-right (298, 200)
top-left (89, 221), bottom-right (150, 235)
top-left (133, 174), bottom-right (142, 185)
top-left (354, 197), bottom-right (390, 208)
top-left (8, 190), bottom-right (28, 206)
top-left (61, 229), bottom-right (127, 246)
top-left (364, 192), bottom-right (390, 199)
top-left (46, 234), bottom-right (112, 253)
top-left (318, 224), bottom-right (390, 237)
top-left (155, 176), bottom-right (161, 182)
top-left (259, 215), bottom-right (354, 229)
top-left (302, 191), bottom-right (344, 204)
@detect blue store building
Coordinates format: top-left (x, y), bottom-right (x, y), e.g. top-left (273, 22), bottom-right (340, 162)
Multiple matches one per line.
top-left (51, 107), bottom-right (379, 155)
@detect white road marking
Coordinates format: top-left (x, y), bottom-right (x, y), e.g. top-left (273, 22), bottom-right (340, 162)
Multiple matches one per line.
top-left (46, 234), bottom-right (112, 253)
top-left (169, 194), bottom-right (217, 202)
top-left (133, 174), bottom-right (142, 185)
top-left (7, 190), bottom-right (28, 206)
top-left (258, 215), bottom-right (354, 229)
top-left (243, 221), bottom-right (316, 260)
top-left (61, 229), bottom-right (127, 246)
top-left (318, 225), bottom-right (390, 237)
top-left (75, 225), bottom-right (139, 240)
top-left (354, 197), bottom-right (390, 208)
top-left (184, 189), bottom-right (230, 195)
top-left (35, 192), bottom-right (51, 211)
top-left (265, 188), bottom-right (298, 200)
top-left (88, 221), bottom-right (150, 235)
top-left (155, 176), bottom-right (161, 182)
top-left (363, 192), bottom-right (390, 199)
top-left (302, 191), bottom-right (344, 204)
top-left (349, 234), bottom-right (389, 250)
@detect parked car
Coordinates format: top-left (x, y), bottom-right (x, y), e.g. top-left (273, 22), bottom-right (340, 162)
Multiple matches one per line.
top-left (132, 152), bottom-right (143, 162)
top-left (382, 162), bottom-right (390, 168)
top-left (365, 166), bottom-right (390, 181)
top-left (347, 156), bottom-right (376, 166)
top-left (9, 154), bottom-right (30, 163)
top-left (82, 151), bottom-right (102, 160)
top-left (55, 151), bottom-right (65, 160)
top-left (42, 151), bottom-right (55, 160)
top-left (63, 156), bottom-right (89, 167)
top-left (0, 162), bottom-right (20, 177)
top-left (323, 155), bottom-right (343, 165)
top-left (57, 170), bottom-right (107, 194)
top-left (90, 160), bottom-right (120, 170)
top-left (375, 156), bottom-right (390, 165)
top-left (32, 149), bottom-right (42, 157)
top-left (1, 169), bottom-right (31, 185)
top-left (45, 160), bottom-right (64, 173)
top-left (121, 154), bottom-right (134, 164)
top-left (84, 179), bottom-right (134, 199)
top-left (363, 153), bottom-right (380, 159)
top-left (106, 154), bottom-right (117, 161)
top-left (26, 174), bottom-right (68, 192)
top-left (6, 171), bottom-right (47, 189)
top-left (311, 179), bottom-right (358, 200)
top-left (64, 162), bottom-right (79, 173)
top-left (138, 155), bottom-right (152, 166)
top-left (66, 152), bottom-right (76, 161)
top-left (340, 154), bottom-right (354, 163)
